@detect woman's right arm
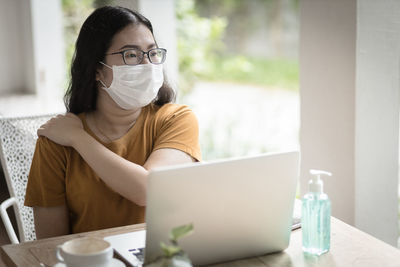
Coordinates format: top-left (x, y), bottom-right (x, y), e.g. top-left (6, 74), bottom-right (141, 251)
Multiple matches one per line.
top-left (25, 136), bottom-right (69, 239)
top-left (33, 205), bottom-right (70, 239)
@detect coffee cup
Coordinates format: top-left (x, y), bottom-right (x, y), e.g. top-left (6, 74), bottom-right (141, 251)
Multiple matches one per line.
top-left (56, 237), bottom-right (113, 267)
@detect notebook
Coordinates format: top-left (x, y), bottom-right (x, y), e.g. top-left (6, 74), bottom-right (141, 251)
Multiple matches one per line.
top-left (105, 151), bottom-right (299, 266)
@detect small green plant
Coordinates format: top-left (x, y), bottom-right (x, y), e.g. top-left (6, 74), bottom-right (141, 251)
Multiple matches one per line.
top-left (145, 224), bottom-right (194, 267)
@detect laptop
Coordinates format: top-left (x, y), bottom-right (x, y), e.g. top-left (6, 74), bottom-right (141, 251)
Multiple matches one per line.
top-left (105, 151), bottom-right (299, 266)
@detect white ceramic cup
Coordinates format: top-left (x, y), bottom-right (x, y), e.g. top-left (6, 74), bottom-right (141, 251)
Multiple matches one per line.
top-left (56, 237), bottom-right (113, 267)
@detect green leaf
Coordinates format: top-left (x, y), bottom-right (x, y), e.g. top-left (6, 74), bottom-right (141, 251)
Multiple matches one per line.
top-left (160, 242), bottom-right (182, 258)
top-left (169, 224), bottom-right (194, 243)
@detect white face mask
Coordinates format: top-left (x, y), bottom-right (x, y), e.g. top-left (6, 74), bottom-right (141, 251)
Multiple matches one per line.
top-left (99, 62), bottom-right (164, 110)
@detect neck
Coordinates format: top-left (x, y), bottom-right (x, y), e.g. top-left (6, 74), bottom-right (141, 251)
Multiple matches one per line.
top-left (89, 89), bottom-right (142, 140)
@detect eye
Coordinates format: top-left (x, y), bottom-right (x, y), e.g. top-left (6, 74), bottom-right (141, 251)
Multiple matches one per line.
top-left (123, 49), bottom-right (142, 64)
top-left (126, 52), bottom-right (137, 58)
top-left (124, 49), bottom-right (139, 58)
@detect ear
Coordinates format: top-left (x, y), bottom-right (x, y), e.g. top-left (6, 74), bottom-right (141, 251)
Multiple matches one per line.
top-left (95, 66), bottom-right (103, 82)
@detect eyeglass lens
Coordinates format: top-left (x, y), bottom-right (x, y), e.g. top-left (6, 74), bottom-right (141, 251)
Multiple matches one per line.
top-left (123, 48), bottom-right (165, 65)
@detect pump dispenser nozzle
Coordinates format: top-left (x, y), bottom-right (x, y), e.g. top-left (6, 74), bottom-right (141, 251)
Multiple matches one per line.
top-left (309, 169), bottom-right (332, 193)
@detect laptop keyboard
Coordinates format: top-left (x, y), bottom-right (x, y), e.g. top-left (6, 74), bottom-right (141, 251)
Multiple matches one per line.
top-left (292, 217), bottom-right (301, 230)
top-left (128, 247), bottom-right (145, 264)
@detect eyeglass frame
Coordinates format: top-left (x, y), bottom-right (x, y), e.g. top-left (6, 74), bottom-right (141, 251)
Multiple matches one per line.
top-left (105, 47), bottom-right (167, 65)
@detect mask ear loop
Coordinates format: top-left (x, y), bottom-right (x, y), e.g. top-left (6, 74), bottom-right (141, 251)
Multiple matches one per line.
top-left (98, 61), bottom-right (112, 88)
top-left (99, 80), bottom-right (108, 88)
top-left (99, 61), bottom-right (112, 69)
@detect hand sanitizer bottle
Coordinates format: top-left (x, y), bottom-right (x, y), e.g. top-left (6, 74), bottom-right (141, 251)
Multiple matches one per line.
top-left (302, 169), bottom-right (332, 255)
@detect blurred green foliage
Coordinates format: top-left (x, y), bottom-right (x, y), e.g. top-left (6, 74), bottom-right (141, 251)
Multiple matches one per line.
top-left (176, 0), bottom-right (227, 94)
top-left (176, 0), bottom-right (299, 93)
top-left (205, 56), bottom-right (299, 90)
top-left (62, 0), bottom-right (94, 81)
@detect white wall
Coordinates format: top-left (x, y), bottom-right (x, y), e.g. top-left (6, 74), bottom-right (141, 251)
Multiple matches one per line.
top-left (113, 0), bottom-right (139, 11)
top-left (0, 0), bottom-right (35, 95)
top-left (0, 0), bottom-right (65, 115)
top-left (355, 0), bottom-right (400, 246)
top-left (300, 0), bottom-right (400, 246)
top-left (300, 0), bottom-right (357, 225)
top-left (30, 0), bottom-right (65, 104)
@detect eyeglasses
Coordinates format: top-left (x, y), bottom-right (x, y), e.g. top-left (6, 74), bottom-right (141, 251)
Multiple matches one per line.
top-left (106, 48), bottom-right (167, 65)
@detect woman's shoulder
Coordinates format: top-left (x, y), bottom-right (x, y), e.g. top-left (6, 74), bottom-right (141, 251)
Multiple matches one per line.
top-left (144, 103), bottom-right (197, 127)
top-left (149, 103), bottom-right (193, 117)
top-left (36, 135), bottom-right (69, 150)
top-left (34, 136), bottom-right (70, 163)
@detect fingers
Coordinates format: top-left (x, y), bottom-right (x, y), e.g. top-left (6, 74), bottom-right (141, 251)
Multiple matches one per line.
top-left (37, 127), bottom-right (45, 137)
top-left (52, 113), bottom-right (79, 121)
top-left (36, 112), bottom-right (82, 139)
top-left (48, 115), bottom-right (67, 124)
top-left (37, 121), bottom-right (50, 137)
top-left (66, 112), bottom-right (79, 119)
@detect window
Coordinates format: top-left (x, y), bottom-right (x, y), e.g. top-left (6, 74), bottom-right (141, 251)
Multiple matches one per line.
top-left (176, 0), bottom-right (300, 161)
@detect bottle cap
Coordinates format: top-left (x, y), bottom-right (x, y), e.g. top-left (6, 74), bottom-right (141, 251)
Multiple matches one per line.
top-left (309, 169), bottom-right (332, 193)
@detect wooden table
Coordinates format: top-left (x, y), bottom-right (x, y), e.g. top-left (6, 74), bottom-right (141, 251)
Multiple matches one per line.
top-left (2, 218), bottom-right (400, 267)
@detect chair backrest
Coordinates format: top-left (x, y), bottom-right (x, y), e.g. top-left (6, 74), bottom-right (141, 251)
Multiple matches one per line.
top-left (0, 114), bottom-right (56, 242)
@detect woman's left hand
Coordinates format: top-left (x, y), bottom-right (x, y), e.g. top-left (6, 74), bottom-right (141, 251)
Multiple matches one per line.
top-left (37, 113), bottom-right (84, 147)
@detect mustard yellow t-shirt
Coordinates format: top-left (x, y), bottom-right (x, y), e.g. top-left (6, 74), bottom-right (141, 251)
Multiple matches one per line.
top-left (24, 103), bottom-right (201, 233)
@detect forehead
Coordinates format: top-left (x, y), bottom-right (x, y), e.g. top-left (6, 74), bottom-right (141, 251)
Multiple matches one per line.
top-left (108, 23), bottom-right (155, 51)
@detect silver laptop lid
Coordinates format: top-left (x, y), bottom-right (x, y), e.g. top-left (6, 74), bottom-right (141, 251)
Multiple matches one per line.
top-left (144, 151), bottom-right (299, 266)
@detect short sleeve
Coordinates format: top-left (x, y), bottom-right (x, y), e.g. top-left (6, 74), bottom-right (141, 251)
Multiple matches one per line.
top-left (153, 105), bottom-right (202, 161)
top-left (24, 137), bottom-right (67, 207)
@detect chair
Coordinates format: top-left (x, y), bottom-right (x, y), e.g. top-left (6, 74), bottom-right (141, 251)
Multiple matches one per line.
top-left (0, 114), bottom-right (56, 244)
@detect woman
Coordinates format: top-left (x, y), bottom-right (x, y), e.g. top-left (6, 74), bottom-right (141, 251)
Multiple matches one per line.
top-left (24, 6), bottom-right (201, 239)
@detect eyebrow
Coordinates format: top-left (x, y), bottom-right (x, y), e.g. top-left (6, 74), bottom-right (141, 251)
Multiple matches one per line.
top-left (118, 43), bottom-right (157, 51)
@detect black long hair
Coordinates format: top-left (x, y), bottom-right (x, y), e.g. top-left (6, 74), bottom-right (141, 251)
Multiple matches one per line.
top-left (64, 6), bottom-right (175, 114)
